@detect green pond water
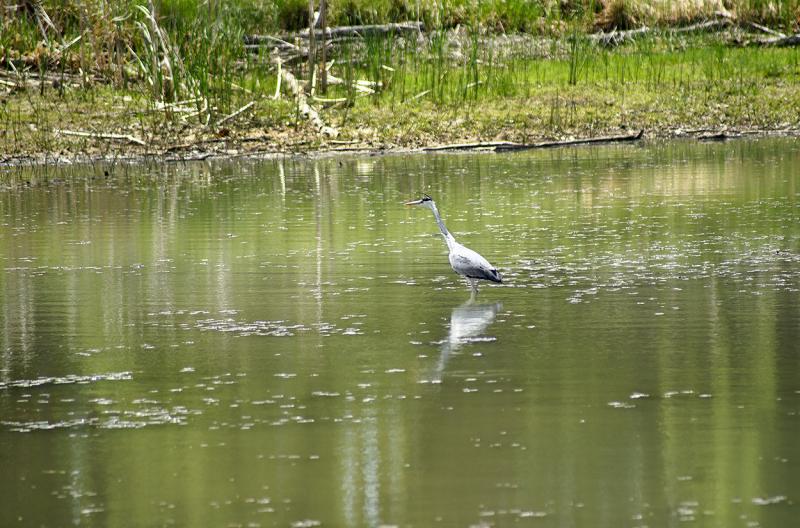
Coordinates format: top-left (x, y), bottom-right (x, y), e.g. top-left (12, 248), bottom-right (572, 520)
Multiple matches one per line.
top-left (1, 139), bottom-right (799, 527)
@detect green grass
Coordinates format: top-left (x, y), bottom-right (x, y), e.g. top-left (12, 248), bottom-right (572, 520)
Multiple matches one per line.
top-left (322, 30), bottom-right (800, 107)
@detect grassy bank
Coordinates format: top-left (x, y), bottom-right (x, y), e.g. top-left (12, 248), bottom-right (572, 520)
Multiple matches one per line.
top-left (2, 1), bottom-right (800, 163)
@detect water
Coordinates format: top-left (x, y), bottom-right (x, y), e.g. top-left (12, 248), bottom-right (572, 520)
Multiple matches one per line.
top-left (1, 139), bottom-right (799, 527)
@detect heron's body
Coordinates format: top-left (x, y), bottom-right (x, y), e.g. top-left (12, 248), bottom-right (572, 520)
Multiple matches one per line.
top-left (405, 195), bottom-right (502, 293)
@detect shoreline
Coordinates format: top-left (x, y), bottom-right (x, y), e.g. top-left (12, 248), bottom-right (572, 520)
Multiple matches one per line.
top-left (4, 4), bottom-right (800, 171)
top-left (2, 126), bottom-right (799, 169)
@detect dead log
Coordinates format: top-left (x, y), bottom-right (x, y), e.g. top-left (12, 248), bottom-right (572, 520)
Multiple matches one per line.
top-left (495, 130), bottom-right (643, 153)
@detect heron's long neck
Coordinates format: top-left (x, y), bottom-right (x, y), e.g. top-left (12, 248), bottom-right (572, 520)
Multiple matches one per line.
top-left (430, 202), bottom-right (457, 250)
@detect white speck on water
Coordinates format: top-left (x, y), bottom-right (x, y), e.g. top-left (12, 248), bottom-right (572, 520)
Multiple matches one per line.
top-left (519, 511), bottom-right (547, 518)
top-left (752, 495), bottom-right (786, 506)
top-left (608, 401), bottom-right (636, 409)
top-left (291, 520), bottom-right (321, 528)
top-left (311, 391), bottom-right (340, 397)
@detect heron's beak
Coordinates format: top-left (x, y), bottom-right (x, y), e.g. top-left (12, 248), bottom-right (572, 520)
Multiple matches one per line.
top-left (404, 199), bottom-right (424, 206)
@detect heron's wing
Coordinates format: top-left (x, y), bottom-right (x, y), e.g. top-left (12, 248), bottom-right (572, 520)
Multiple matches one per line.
top-left (449, 244), bottom-right (502, 283)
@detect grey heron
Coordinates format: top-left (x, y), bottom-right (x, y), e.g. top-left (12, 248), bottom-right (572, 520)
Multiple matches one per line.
top-left (405, 194), bottom-right (502, 294)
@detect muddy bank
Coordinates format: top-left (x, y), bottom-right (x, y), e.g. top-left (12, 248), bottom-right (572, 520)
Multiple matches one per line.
top-left (2, 121), bottom-right (799, 169)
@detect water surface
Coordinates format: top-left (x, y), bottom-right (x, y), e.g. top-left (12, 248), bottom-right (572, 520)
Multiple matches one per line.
top-left (1, 139), bottom-right (799, 527)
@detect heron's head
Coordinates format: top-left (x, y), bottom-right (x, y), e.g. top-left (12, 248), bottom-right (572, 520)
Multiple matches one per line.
top-left (404, 194), bottom-right (435, 209)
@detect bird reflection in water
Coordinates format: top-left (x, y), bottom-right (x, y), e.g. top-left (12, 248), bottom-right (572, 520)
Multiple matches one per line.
top-left (430, 300), bottom-right (502, 383)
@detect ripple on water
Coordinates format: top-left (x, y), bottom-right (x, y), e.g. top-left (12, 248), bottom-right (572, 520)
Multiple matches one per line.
top-left (510, 241), bottom-right (800, 302)
top-left (1, 406), bottom-right (194, 432)
top-left (0, 371), bottom-right (132, 390)
top-left (188, 317), bottom-right (368, 337)
top-left (194, 318), bottom-right (307, 336)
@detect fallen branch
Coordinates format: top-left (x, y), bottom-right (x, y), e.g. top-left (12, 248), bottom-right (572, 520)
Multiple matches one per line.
top-left (312, 95), bottom-right (348, 105)
top-left (245, 21), bottom-right (423, 45)
top-left (749, 32), bottom-right (800, 47)
top-left (589, 26), bottom-right (651, 47)
top-left (697, 131), bottom-right (733, 141)
top-left (674, 18), bottom-right (732, 34)
top-left (54, 129), bottom-right (146, 146)
top-left (423, 141), bottom-right (519, 152)
top-left (273, 58), bottom-right (338, 137)
top-left (495, 130), bottom-right (644, 152)
top-left (745, 22), bottom-right (785, 38)
top-left (0, 69), bottom-right (85, 89)
top-left (590, 17), bottom-right (732, 47)
top-left (215, 101), bottom-right (256, 127)
top-left (244, 34), bottom-right (303, 52)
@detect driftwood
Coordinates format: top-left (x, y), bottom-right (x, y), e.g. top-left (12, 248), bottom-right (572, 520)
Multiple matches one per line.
top-left (245, 21), bottom-right (423, 46)
top-left (495, 130), bottom-right (644, 153)
top-left (273, 58), bottom-right (338, 137)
